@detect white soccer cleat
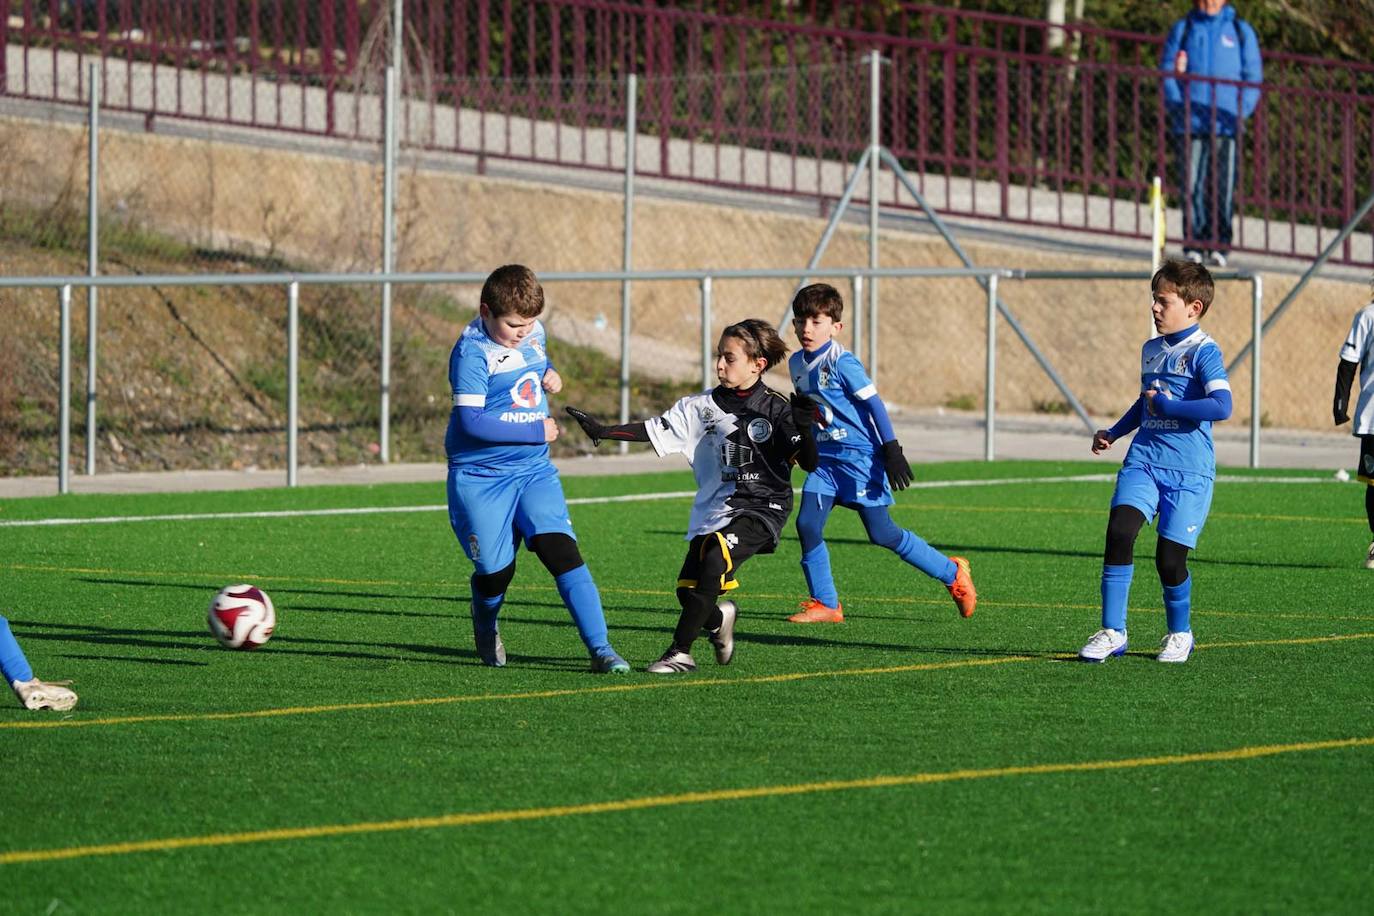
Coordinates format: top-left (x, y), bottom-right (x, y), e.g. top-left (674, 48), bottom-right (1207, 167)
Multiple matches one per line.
top-left (12, 677), bottom-right (78, 712)
top-left (1157, 630), bottom-right (1195, 663)
top-left (1078, 628), bottom-right (1128, 662)
top-left (646, 648), bottom-right (697, 674)
top-left (706, 600), bottom-right (737, 666)
top-left (1365, 541), bottom-right (1374, 570)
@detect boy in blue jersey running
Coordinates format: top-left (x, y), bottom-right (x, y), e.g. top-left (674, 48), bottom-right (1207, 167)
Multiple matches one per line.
top-left (2, 613), bottom-right (78, 710)
top-left (1082, 259), bottom-right (1232, 664)
top-left (445, 264), bottom-right (629, 674)
top-left (786, 283), bottom-right (977, 624)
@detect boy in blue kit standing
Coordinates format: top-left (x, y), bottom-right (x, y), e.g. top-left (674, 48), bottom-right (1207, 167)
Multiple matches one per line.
top-left (786, 283), bottom-right (977, 624)
top-left (1082, 259), bottom-right (1232, 664)
top-left (445, 264), bottom-right (629, 674)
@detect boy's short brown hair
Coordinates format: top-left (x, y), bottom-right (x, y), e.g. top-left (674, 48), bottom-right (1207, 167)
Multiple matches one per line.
top-left (481, 264), bottom-right (545, 318)
top-left (791, 283), bottom-right (844, 322)
top-left (1152, 259), bottom-right (1215, 317)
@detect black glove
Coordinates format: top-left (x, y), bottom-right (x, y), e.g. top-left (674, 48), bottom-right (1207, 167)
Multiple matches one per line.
top-left (564, 406), bottom-right (607, 447)
top-left (789, 392), bottom-right (817, 429)
top-left (881, 440), bottom-right (913, 491)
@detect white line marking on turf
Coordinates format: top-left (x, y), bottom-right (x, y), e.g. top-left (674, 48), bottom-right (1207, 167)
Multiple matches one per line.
top-left (0, 473), bottom-right (1335, 529)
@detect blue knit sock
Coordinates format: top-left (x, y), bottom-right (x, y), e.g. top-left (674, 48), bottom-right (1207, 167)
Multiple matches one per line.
top-left (469, 576), bottom-right (504, 636)
top-left (895, 530), bottom-right (958, 585)
top-left (800, 543), bottom-right (840, 607)
top-left (1163, 576), bottom-right (1192, 633)
top-left (0, 614), bottom-right (35, 684)
top-left (1101, 564), bottom-right (1134, 632)
top-left (555, 565), bottom-right (611, 655)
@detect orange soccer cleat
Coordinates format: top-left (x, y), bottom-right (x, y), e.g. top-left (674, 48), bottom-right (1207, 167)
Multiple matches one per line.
top-left (788, 598), bottom-right (844, 624)
top-left (947, 556), bottom-right (977, 618)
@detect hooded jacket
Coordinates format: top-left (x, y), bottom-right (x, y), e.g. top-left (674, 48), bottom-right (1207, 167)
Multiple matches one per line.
top-left (1161, 4), bottom-right (1263, 137)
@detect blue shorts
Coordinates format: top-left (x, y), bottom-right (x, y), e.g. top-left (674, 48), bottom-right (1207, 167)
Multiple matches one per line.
top-left (446, 462), bottom-right (577, 575)
top-left (803, 455), bottom-right (892, 508)
top-left (1111, 464), bottom-right (1214, 549)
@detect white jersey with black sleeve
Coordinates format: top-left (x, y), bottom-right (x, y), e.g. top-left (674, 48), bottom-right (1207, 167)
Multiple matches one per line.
top-left (645, 383), bottom-right (801, 549)
top-left (1339, 301), bottom-right (1374, 436)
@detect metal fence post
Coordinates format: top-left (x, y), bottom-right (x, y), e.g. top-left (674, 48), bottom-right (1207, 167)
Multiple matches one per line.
top-left (867, 50), bottom-right (881, 386)
top-left (700, 275), bottom-right (713, 391)
top-left (86, 61), bottom-right (100, 476)
top-left (619, 73), bottom-right (638, 455)
top-left (985, 272), bottom-right (997, 461)
top-left (1250, 274), bottom-right (1263, 469)
top-left (59, 285), bottom-right (72, 495)
top-left (288, 282), bottom-right (299, 487)
top-left (380, 65), bottom-right (397, 463)
top-left (850, 275), bottom-right (863, 363)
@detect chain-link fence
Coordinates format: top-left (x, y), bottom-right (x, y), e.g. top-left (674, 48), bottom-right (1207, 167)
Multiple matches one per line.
top-left (3, 3), bottom-right (1370, 481)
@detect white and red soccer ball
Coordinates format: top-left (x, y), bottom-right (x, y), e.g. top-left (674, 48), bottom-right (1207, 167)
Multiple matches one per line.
top-left (207, 584), bottom-right (276, 650)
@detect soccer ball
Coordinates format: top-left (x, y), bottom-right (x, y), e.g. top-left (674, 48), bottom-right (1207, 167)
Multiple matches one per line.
top-left (207, 584), bottom-right (276, 650)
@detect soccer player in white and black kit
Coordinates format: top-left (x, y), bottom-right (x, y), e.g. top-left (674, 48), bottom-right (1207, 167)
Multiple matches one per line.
top-left (567, 319), bottom-right (818, 674)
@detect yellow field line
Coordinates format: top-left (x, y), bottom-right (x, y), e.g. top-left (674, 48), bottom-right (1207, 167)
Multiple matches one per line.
top-left (0, 656), bottom-right (1032, 730)
top-left (5, 632), bottom-right (1371, 733)
top-left (3, 734), bottom-right (1370, 866)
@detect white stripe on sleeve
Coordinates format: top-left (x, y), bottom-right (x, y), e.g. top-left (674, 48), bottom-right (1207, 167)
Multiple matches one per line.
top-left (455, 394), bottom-right (485, 407)
top-left (854, 384), bottom-right (877, 400)
top-left (1204, 379), bottom-right (1231, 394)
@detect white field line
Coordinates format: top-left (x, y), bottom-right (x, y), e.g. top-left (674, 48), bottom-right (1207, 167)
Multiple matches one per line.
top-left (0, 473), bottom-right (1335, 529)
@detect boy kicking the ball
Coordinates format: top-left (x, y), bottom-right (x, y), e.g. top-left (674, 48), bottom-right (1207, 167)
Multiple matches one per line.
top-left (1082, 259), bottom-right (1232, 664)
top-left (444, 264), bottom-right (629, 673)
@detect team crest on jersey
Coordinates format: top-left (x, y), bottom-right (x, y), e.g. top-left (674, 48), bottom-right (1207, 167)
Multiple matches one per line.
top-left (747, 418), bottom-right (773, 442)
top-left (1173, 353), bottom-right (1190, 374)
top-left (819, 367), bottom-right (832, 389)
top-left (529, 338), bottom-right (545, 359)
top-left (509, 371), bottom-right (543, 409)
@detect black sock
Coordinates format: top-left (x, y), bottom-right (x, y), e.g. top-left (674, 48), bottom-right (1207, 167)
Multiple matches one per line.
top-left (672, 589), bottom-right (718, 652)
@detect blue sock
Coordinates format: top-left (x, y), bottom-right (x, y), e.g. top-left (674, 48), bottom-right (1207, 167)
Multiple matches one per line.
top-left (1163, 576), bottom-right (1192, 633)
top-left (0, 614), bottom-right (35, 684)
top-left (800, 543), bottom-right (840, 607)
top-left (555, 565), bottom-right (611, 655)
top-left (469, 576), bottom-right (504, 636)
top-left (895, 530), bottom-right (958, 585)
top-left (1101, 564), bottom-right (1134, 632)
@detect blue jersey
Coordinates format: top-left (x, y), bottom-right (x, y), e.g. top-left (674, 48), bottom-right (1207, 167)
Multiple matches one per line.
top-left (444, 317), bottom-right (552, 471)
top-left (1124, 328), bottom-right (1230, 478)
top-left (788, 341), bottom-right (881, 464)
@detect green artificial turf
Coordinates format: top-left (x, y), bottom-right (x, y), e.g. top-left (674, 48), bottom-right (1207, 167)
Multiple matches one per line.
top-left (2, 461), bottom-right (1371, 913)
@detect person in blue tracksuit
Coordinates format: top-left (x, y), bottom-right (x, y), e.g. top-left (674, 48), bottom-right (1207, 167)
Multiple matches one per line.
top-left (1161, 0), bottom-right (1262, 266)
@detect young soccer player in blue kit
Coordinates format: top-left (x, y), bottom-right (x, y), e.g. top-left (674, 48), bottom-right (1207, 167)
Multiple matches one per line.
top-left (1081, 259), bottom-right (1232, 664)
top-left (785, 283), bottom-right (977, 624)
top-left (445, 264), bottom-right (629, 674)
top-left (1, 613), bottom-right (77, 710)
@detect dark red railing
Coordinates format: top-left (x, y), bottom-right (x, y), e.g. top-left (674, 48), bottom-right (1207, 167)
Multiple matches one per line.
top-left (3, 1), bottom-right (1371, 265)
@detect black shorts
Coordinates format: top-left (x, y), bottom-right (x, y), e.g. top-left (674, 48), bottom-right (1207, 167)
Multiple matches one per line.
top-left (676, 515), bottom-right (775, 593)
top-left (1359, 435), bottom-right (1374, 484)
